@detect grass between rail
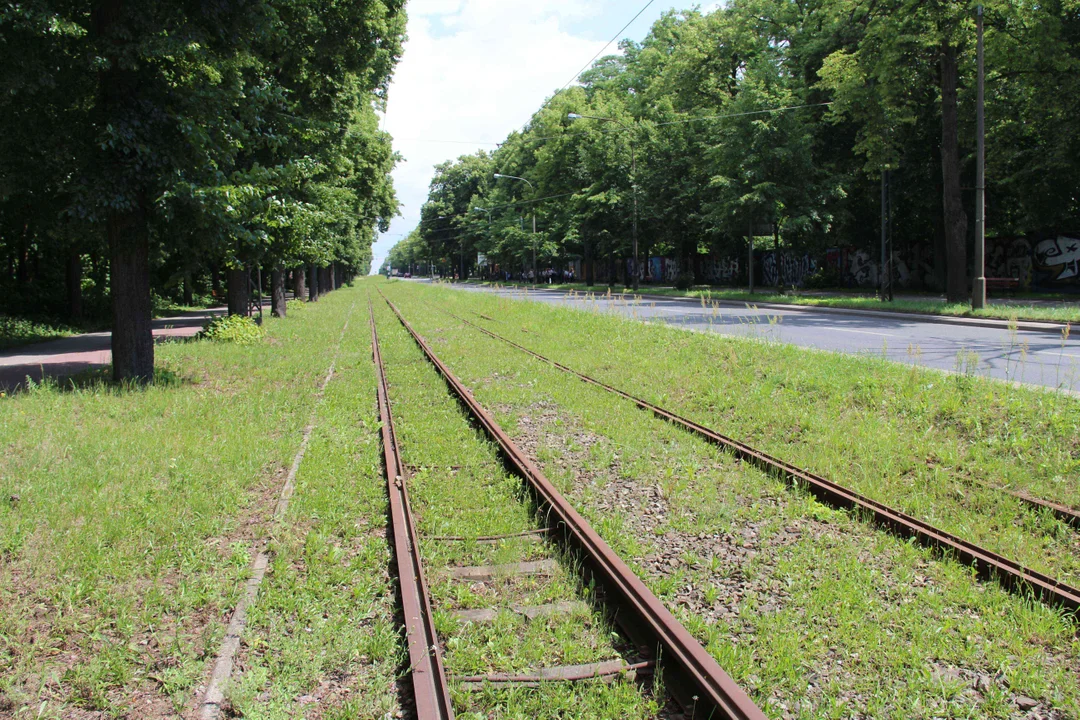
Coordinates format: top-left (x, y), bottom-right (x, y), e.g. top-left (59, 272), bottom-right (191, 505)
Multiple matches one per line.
top-left (380, 279), bottom-right (1080, 719)
top-left (0, 286), bottom-right (399, 718)
top-left (390, 281), bottom-right (1080, 586)
top-left (371, 295), bottom-right (662, 719)
top-left (461, 280), bottom-right (1080, 325)
top-left (219, 299), bottom-right (403, 718)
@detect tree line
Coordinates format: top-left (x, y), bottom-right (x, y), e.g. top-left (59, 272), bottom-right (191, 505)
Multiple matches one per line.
top-left (0, 0), bottom-right (406, 380)
top-left (387, 0), bottom-right (1078, 299)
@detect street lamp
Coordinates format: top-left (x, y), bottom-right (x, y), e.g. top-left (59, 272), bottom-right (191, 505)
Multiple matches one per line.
top-left (972, 4), bottom-right (987, 310)
top-left (569, 112), bottom-right (640, 292)
top-left (493, 173), bottom-right (538, 283)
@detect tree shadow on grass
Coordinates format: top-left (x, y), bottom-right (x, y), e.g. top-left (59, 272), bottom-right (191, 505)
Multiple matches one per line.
top-left (2, 365), bottom-right (189, 397)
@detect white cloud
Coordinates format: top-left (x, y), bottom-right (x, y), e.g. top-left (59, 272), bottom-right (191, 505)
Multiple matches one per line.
top-left (370, 0), bottom-right (619, 272)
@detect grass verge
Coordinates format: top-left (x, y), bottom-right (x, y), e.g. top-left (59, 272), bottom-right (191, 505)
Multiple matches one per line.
top-left (462, 280), bottom-right (1080, 325)
top-left (0, 316), bottom-right (79, 351)
top-left (0, 287), bottom-right (363, 717)
top-left (221, 297), bottom-right (404, 719)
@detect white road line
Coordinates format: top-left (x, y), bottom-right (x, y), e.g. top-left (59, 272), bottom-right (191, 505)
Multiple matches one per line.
top-left (1034, 349), bottom-right (1080, 359)
top-left (828, 328), bottom-right (898, 338)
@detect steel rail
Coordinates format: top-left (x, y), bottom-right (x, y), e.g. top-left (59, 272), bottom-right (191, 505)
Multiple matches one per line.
top-left (1000, 489), bottom-right (1080, 529)
top-left (369, 298), bottom-right (455, 720)
top-left (379, 291), bottom-right (766, 720)
top-left (446, 311), bottom-right (1080, 614)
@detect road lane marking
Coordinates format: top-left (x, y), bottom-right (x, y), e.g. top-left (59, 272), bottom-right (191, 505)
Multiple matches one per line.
top-left (828, 328), bottom-right (898, 338)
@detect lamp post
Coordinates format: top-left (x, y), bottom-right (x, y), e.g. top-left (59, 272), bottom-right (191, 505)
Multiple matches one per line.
top-left (972, 4), bottom-right (987, 309)
top-left (473, 207), bottom-right (493, 279)
top-left (493, 174), bottom-right (538, 283)
top-left (569, 112), bottom-right (640, 292)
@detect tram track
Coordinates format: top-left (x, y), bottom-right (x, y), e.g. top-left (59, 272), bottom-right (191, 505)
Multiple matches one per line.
top-left (370, 298), bottom-right (455, 719)
top-left (374, 290), bottom-right (767, 720)
top-left (432, 308), bottom-right (1080, 615)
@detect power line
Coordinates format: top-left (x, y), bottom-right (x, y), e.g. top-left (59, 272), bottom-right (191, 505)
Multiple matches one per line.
top-left (555, 0), bottom-right (658, 97)
top-left (521, 0), bottom-right (658, 133)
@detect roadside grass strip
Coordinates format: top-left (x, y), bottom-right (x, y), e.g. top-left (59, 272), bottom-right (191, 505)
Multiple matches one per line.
top-left (218, 294), bottom-right (403, 719)
top-left (370, 296), bottom-right (661, 719)
top-left (381, 281), bottom-right (1080, 719)
top-left (390, 282), bottom-right (1080, 587)
top-left (463, 281), bottom-right (1080, 325)
top-left (0, 288), bottom-right (361, 717)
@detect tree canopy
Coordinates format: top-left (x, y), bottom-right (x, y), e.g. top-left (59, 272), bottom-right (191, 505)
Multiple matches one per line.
top-left (395, 0), bottom-right (1079, 299)
top-left (0, 0), bottom-right (406, 379)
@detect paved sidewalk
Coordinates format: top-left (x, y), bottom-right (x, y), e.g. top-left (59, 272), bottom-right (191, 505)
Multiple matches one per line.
top-left (0, 308), bottom-right (222, 390)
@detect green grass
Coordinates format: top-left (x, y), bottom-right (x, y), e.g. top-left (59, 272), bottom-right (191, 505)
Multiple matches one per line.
top-left (380, 280), bottom-right (1080, 719)
top-left (463, 280), bottom-right (1080, 324)
top-left (370, 295), bottom-right (660, 719)
top-left (395, 282), bottom-right (1080, 584)
top-left (0, 316), bottom-right (78, 351)
top-left (221, 299), bottom-right (406, 719)
top-left (0, 288), bottom-right (377, 717)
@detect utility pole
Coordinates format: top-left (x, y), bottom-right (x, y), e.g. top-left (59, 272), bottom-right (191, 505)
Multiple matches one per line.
top-left (881, 169), bottom-right (891, 301)
top-left (748, 217), bottom-right (754, 294)
top-left (972, 4), bottom-right (987, 309)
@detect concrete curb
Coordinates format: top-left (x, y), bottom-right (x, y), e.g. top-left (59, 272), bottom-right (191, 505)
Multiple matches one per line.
top-left (464, 282), bottom-right (1071, 335)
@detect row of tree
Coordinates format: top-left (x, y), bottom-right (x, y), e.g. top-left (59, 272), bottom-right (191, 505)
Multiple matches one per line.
top-left (1, 0), bottom-right (407, 380)
top-left (387, 0), bottom-right (1078, 300)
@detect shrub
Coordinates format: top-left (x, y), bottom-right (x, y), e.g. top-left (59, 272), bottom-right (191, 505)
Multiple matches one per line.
top-left (198, 314), bottom-right (265, 345)
top-left (286, 298), bottom-right (307, 314)
top-left (674, 271), bottom-right (695, 290)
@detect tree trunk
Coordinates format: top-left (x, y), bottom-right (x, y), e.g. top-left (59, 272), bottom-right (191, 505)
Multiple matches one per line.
top-left (109, 209), bottom-right (154, 383)
top-left (211, 262), bottom-right (222, 299)
top-left (227, 268), bottom-right (247, 316)
top-left (294, 266), bottom-right (307, 300)
top-left (183, 270), bottom-right (194, 306)
top-left (775, 225), bottom-right (783, 292)
top-left (271, 266), bottom-right (287, 318)
top-left (940, 41), bottom-right (969, 303)
top-left (585, 238), bottom-right (594, 286)
top-left (66, 246), bottom-right (83, 321)
top-left (308, 265), bottom-right (319, 301)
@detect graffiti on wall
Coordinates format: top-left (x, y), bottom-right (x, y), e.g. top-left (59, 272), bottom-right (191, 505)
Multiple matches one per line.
top-left (698, 257), bottom-right (740, 284)
top-left (1034, 235), bottom-right (1080, 286)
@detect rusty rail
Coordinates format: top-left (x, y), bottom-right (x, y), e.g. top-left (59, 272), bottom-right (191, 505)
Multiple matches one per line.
top-left (445, 310), bottom-right (1080, 615)
top-left (1001, 490), bottom-right (1080, 528)
top-left (379, 291), bottom-right (766, 720)
top-left (369, 298), bottom-right (455, 720)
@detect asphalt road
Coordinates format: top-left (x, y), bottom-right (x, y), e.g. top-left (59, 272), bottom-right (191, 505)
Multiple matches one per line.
top-left (435, 282), bottom-right (1080, 392)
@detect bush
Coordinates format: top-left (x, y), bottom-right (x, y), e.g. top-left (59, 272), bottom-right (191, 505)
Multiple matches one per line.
top-left (198, 314), bottom-right (265, 345)
top-left (674, 271), bottom-right (696, 290)
top-left (286, 298), bottom-right (307, 314)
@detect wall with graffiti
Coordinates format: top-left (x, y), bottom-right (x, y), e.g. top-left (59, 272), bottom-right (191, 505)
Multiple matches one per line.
top-left (582, 232), bottom-right (1080, 292)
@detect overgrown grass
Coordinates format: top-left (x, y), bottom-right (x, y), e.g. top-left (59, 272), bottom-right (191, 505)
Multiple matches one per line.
top-left (0, 288), bottom-right (367, 717)
top-left (464, 280), bottom-right (1080, 324)
top-left (395, 283), bottom-right (1080, 583)
top-left (371, 295), bottom-right (661, 719)
top-left (0, 316), bottom-right (78, 351)
top-left (223, 300), bottom-right (404, 718)
top-left (381, 281), bottom-right (1080, 718)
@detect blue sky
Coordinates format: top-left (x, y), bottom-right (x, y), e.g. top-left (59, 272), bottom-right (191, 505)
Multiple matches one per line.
top-left (370, 0), bottom-right (703, 272)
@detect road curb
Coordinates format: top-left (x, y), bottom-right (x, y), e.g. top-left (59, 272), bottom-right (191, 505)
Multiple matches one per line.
top-left (462, 282), bottom-right (1071, 335)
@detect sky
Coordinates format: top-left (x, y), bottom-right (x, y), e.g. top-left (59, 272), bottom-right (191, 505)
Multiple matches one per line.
top-left (369, 0), bottom-right (689, 273)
